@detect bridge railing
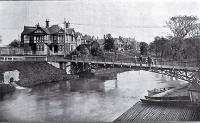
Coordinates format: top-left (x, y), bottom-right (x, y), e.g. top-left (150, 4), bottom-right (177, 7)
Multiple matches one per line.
top-left (156, 60), bottom-right (199, 68)
top-left (0, 56), bottom-right (48, 62)
top-left (71, 55), bottom-right (199, 69)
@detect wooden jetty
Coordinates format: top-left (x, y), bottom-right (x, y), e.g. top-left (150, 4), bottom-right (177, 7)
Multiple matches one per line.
top-left (114, 101), bottom-right (200, 122)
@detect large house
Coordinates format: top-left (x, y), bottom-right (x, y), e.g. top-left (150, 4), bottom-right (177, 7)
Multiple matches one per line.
top-left (114, 38), bottom-right (124, 51)
top-left (21, 19), bottom-right (81, 55)
top-left (114, 36), bottom-right (140, 52)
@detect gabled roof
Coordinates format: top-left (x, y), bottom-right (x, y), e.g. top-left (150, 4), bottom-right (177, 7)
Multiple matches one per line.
top-left (21, 26), bottom-right (36, 35)
top-left (96, 39), bottom-right (104, 45)
top-left (74, 32), bottom-right (82, 38)
top-left (66, 28), bottom-right (75, 35)
top-left (31, 27), bottom-right (49, 35)
top-left (114, 39), bottom-right (123, 45)
top-left (48, 25), bottom-right (61, 34)
top-left (21, 24), bottom-right (75, 35)
top-left (41, 27), bottom-right (50, 34)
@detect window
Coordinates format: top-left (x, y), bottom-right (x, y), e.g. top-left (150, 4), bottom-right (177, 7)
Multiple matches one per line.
top-left (59, 35), bottom-right (64, 43)
top-left (24, 35), bottom-right (30, 43)
top-left (35, 30), bottom-right (42, 33)
top-left (71, 45), bottom-right (74, 51)
top-left (36, 44), bottom-right (44, 51)
top-left (59, 45), bottom-right (64, 51)
top-left (41, 45), bottom-right (44, 51)
top-left (71, 36), bottom-right (73, 41)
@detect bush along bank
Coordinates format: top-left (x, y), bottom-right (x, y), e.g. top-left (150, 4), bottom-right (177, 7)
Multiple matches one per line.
top-left (0, 61), bottom-right (76, 87)
top-left (0, 84), bottom-right (15, 94)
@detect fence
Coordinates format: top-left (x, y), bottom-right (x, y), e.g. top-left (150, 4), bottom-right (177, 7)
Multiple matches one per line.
top-left (0, 56), bottom-right (47, 62)
top-left (0, 47), bottom-right (24, 55)
top-left (71, 55), bottom-right (200, 68)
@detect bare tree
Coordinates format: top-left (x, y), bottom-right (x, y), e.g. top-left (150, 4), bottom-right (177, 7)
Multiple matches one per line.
top-left (166, 15), bottom-right (199, 40)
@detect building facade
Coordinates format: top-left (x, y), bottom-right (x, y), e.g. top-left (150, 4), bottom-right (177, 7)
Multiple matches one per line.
top-left (21, 20), bottom-right (81, 55)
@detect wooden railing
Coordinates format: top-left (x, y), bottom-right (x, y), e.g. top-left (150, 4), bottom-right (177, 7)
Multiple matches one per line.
top-left (0, 56), bottom-right (47, 62)
top-left (70, 55), bottom-right (200, 68)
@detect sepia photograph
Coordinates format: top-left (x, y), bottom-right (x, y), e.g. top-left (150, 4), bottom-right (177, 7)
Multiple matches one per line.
top-left (1, 0), bottom-right (200, 122)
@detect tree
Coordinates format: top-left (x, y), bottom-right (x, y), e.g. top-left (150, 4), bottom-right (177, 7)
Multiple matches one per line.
top-left (149, 36), bottom-right (169, 58)
top-left (76, 44), bottom-right (90, 55)
top-left (9, 39), bottom-right (21, 48)
top-left (91, 41), bottom-right (103, 56)
top-left (166, 15), bottom-right (200, 60)
top-left (181, 37), bottom-right (200, 60)
top-left (140, 42), bottom-right (148, 55)
top-left (104, 33), bottom-right (115, 51)
top-left (166, 15), bottom-right (199, 40)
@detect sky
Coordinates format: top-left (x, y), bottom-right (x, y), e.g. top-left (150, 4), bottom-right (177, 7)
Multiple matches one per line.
top-left (0, 0), bottom-right (200, 46)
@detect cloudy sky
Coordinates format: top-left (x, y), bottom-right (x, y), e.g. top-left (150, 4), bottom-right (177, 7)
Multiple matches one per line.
top-left (0, 0), bottom-right (200, 46)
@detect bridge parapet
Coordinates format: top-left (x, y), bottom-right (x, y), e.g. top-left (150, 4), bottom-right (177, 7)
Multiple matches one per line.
top-left (69, 55), bottom-right (200, 69)
top-left (0, 56), bottom-right (47, 62)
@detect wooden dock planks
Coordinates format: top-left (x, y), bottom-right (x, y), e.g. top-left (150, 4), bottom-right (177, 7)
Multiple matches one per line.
top-left (114, 101), bottom-right (200, 122)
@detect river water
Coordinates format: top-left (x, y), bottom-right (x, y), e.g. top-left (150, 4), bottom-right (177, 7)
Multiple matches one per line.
top-left (0, 69), bottom-right (188, 122)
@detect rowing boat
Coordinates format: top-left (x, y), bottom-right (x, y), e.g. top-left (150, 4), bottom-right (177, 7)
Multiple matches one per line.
top-left (141, 99), bottom-right (190, 105)
top-left (144, 96), bottom-right (190, 100)
top-left (147, 87), bottom-right (175, 96)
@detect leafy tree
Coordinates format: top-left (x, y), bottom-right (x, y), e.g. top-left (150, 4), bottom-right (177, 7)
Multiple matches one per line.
top-left (149, 36), bottom-right (169, 58)
top-left (166, 15), bottom-right (199, 40)
top-left (91, 41), bottom-right (100, 49)
top-left (140, 42), bottom-right (148, 55)
top-left (9, 39), bottom-right (21, 48)
top-left (165, 15), bottom-right (200, 60)
top-left (91, 41), bottom-right (103, 56)
top-left (76, 44), bottom-right (90, 55)
top-left (104, 33), bottom-right (115, 51)
top-left (181, 38), bottom-right (200, 60)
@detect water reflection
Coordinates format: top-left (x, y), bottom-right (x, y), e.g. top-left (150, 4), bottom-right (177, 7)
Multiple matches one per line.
top-left (0, 70), bottom-right (188, 122)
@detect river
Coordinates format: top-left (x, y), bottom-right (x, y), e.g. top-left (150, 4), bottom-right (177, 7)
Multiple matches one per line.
top-left (0, 69), bottom-right (188, 122)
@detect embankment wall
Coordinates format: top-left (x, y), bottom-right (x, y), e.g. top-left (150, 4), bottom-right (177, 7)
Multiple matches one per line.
top-left (0, 61), bottom-right (70, 87)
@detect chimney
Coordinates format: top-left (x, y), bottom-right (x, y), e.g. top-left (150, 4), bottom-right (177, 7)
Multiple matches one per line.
top-left (66, 21), bottom-right (70, 28)
top-left (36, 23), bottom-right (40, 27)
top-left (45, 19), bottom-right (49, 28)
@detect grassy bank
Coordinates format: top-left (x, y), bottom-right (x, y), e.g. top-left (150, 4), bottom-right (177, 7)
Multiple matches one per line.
top-left (0, 61), bottom-right (72, 87)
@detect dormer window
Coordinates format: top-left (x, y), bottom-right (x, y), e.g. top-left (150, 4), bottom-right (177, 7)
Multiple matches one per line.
top-left (35, 30), bottom-right (42, 33)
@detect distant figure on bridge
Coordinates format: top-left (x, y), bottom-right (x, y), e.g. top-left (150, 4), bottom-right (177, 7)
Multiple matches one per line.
top-left (139, 55), bottom-right (142, 67)
top-left (134, 56), bottom-right (137, 64)
top-left (154, 59), bottom-right (157, 66)
top-left (147, 56), bottom-right (152, 67)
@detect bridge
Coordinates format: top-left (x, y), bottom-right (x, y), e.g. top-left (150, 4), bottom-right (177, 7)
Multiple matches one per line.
top-left (1, 55), bottom-right (200, 87)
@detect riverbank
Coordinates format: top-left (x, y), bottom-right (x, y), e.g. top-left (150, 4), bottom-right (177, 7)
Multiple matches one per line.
top-left (0, 84), bottom-right (15, 94)
top-left (0, 61), bottom-right (76, 87)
